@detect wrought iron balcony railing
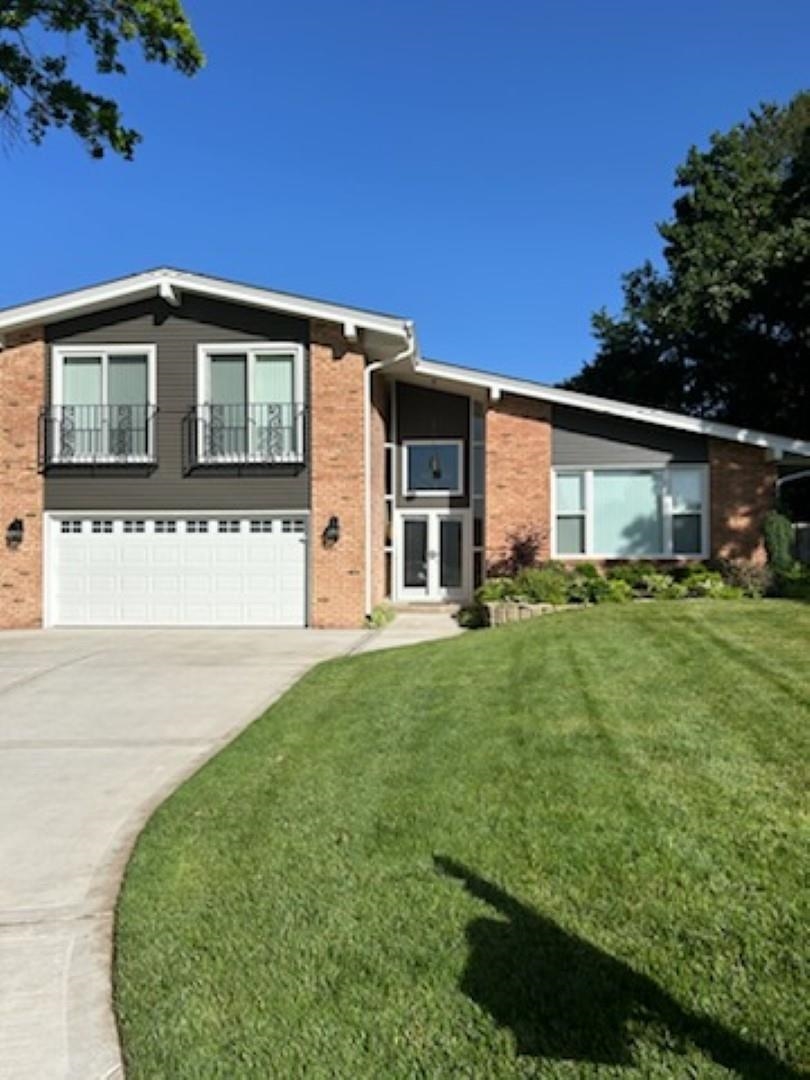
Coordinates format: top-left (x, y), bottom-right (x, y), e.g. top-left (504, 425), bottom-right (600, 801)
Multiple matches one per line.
top-left (190, 403), bottom-right (306, 465)
top-left (40, 405), bottom-right (157, 465)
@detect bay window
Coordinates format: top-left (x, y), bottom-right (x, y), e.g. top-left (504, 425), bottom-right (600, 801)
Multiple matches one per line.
top-left (553, 466), bottom-right (708, 558)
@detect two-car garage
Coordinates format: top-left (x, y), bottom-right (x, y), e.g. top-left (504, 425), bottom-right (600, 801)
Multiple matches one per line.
top-left (47, 515), bottom-right (308, 627)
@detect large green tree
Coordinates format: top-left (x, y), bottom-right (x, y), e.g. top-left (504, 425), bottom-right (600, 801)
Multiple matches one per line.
top-left (565, 92), bottom-right (810, 439)
top-left (0, 1), bottom-right (203, 158)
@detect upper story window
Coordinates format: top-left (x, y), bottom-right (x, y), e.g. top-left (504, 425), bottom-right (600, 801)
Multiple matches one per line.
top-left (553, 465), bottom-right (708, 559)
top-left (402, 440), bottom-right (464, 496)
top-left (196, 342), bottom-right (305, 464)
top-left (49, 345), bottom-right (156, 463)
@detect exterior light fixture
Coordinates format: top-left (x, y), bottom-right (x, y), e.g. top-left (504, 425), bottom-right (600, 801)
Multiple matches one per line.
top-left (322, 515), bottom-right (340, 546)
top-left (6, 518), bottom-right (24, 549)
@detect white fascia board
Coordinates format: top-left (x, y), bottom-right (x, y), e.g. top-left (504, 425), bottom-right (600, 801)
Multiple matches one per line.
top-left (413, 357), bottom-right (810, 459)
top-left (0, 267), bottom-right (412, 341)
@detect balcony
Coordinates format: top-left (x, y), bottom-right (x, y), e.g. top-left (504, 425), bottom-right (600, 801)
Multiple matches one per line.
top-left (189, 403), bottom-right (306, 466)
top-left (40, 405), bottom-right (157, 466)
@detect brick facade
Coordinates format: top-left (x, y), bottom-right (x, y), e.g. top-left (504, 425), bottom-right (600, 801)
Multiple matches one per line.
top-left (485, 394), bottom-right (552, 571)
top-left (709, 438), bottom-right (776, 565)
top-left (309, 320), bottom-right (368, 628)
top-left (0, 327), bottom-right (45, 628)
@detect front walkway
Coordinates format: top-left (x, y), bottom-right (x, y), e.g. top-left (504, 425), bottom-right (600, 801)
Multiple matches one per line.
top-left (0, 614), bottom-right (461, 1080)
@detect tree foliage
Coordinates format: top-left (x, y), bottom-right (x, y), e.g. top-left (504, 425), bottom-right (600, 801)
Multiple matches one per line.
top-left (0, 0), bottom-right (203, 158)
top-left (565, 92), bottom-right (810, 438)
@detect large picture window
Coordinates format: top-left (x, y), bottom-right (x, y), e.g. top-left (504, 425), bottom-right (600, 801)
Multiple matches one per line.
top-left (553, 466), bottom-right (708, 558)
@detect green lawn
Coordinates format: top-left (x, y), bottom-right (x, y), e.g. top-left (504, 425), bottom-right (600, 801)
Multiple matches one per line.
top-left (114, 602), bottom-right (810, 1079)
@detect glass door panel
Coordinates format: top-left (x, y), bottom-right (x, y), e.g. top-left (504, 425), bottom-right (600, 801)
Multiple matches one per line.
top-left (254, 355), bottom-right (295, 457)
top-left (440, 518), bottom-right (462, 588)
top-left (63, 356), bottom-right (102, 458)
top-left (403, 518), bottom-right (428, 589)
top-left (109, 354), bottom-right (148, 456)
top-left (210, 354), bottom-right (247, 457)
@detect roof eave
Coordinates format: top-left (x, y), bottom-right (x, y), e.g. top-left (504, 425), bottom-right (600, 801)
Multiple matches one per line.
top-left (0, 268), bottom-right (412, 342)
top-left (412, 357), bottom-right (810, 459)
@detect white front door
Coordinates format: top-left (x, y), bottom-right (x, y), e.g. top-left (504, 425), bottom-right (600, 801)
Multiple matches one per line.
top-left (395, 510), bottom-right (470, 603)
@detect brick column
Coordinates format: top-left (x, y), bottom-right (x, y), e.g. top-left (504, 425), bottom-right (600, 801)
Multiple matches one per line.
top-left (309, 320), bottom-right (368, 628)
top-left (485, 395), bottom-right (551, 572)
top-left (0, 326), bottom-right (46, 628)
top-left (709, 438), bottom-right (776, 565)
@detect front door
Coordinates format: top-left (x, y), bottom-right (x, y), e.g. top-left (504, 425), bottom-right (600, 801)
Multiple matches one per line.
top-left (396, 510), bottom-right (469, 602)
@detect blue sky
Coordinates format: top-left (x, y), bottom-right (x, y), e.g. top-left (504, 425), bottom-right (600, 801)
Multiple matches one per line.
top-left (2, 0), bottom-right (808, 383)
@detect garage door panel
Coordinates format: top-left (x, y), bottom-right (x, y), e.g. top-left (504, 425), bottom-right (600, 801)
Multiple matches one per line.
top-left (51, 516), bottom-right (307, 627)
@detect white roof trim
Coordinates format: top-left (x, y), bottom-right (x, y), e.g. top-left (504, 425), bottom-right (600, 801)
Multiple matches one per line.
top-left (413, 357), bottom-right (810, 459)
top-left (0, 267), bottom-right (412, 340)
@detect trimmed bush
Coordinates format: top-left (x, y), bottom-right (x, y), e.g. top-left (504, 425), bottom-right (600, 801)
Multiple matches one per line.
top-left (601, 578), bottom-right (634, 603)
top-left (764, 510), bottom-right (795, 572)
top-left (476, 578), bottom-right (519, 603)
top-left (606, 562), bottom-right (658, 589)
top-left (775, 565), bottom-right (810, 602)
top-left (513, 566), bottom-right (570, 606)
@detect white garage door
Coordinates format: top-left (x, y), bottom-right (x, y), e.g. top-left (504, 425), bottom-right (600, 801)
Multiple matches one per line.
top-left (49, 515), bottom-right (307, 627)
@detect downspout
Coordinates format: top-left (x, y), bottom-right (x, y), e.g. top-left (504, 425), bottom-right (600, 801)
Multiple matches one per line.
top-left (363, 323), bottom-right (416, 617)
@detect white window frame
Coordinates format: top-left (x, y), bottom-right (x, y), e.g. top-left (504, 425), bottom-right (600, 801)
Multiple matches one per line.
top-left (196, 342), bottom-right (305, 463)
top-left (401, 439), bottom-right (464, 497)
top-left (50, 344), bottom-right (157, 463)
top-left (551, 464), bottom-right (709, 560)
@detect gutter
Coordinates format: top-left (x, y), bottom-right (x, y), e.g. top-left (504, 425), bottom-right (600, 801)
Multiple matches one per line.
top-left (363, 323), bottom-right (416, 617)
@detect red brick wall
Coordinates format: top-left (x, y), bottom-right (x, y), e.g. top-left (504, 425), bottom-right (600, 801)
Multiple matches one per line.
top-left (0, 327), bottom-right (45, 629)
top-left (709, 438), bottom-right (776, 565)
top-left (485, 394), bottom-right (552, 571)
top-left (309, 320), bottom-right (368, 628)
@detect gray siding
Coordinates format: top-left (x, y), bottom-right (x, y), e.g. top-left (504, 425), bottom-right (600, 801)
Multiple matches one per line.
top-left (552, 405), bottom-right (707, 467)
top-left (44, 295), bottom-right (310, 511)
top-left (394, 382), bottom-right (470, 509)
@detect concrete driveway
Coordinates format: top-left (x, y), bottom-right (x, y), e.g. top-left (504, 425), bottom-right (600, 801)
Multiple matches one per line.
top-left (0, 627), bottom-right (368, 1080)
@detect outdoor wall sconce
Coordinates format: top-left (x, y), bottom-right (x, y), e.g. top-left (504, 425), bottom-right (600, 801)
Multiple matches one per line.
top-left (6, 518), bottom-right (24, 549)
top-left (322, 515), bottom-right (340, 547)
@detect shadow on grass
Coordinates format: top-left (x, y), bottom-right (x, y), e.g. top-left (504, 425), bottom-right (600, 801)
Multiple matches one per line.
top-left (434, 856), bottom-right (801, 1079)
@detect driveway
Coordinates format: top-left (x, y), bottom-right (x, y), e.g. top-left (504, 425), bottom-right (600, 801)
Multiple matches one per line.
top-left (0, 627), bottom-right (368, 1080)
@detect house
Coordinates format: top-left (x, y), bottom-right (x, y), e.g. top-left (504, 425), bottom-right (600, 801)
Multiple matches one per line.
top-left (1, 267), bottom-right (808, 630)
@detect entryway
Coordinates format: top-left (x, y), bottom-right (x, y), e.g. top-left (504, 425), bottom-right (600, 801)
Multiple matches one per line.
top-left (394, 509), bottom-right (470, 603)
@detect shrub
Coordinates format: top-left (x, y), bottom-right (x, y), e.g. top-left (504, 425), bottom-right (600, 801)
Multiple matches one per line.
top-left (763, 510), bottom-right (795, 572)
top-left (678, 565), bottom-right (739, 599)
top-left (365, 602), bottom-right (395, 629)
top-left (606, 562), bottom-right (657, 590)
top-left (712, 559), bottom-right (774, 598)
top-left (475, 577), bottom-right (519, 603)
top-left (775, 564), bottom-right (810, 601)
top-left (637, 571), bottom-right (675, 598)
top-left (664, 581), bottom-right (689, 600)
top-left (513, 565), bottom-right (570, 606)
top-left (487, 525), bottom-right (547, 576)
top-left (599, 578), bottom-right (634, 603)
top-left (575, 562), bottom-right (601, 580)
top-left (456, 603), bottom-right (488, 628)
